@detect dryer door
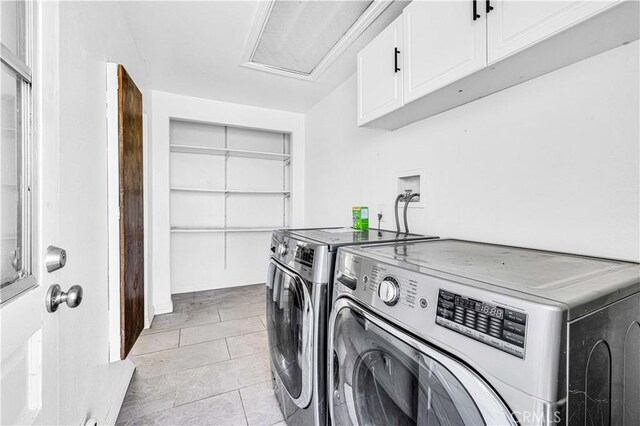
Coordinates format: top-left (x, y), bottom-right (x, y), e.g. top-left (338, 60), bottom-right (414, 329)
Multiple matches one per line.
top-left (329, 298), bottom-right (515, 426)
top-left (266, 260), bottom-right (314, 408)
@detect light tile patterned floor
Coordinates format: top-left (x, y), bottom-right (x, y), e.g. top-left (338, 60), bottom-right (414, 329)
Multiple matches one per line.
top-left (116, 284), bottom-right (284, 426)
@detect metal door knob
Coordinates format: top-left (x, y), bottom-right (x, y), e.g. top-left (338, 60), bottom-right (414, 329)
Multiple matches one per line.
top-left (46, 284), bottom-right (83, 312)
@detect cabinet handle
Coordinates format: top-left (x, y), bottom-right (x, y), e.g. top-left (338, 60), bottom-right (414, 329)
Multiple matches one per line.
top-left (394, 47), bottom-right (401, 73)
top-left (472, 0), bottom-right (481, 21)
top-left (486, 0), bottom-right (494, 14)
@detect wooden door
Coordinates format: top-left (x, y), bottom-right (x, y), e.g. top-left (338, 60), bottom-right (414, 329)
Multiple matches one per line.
top-left (487, 1), bottom-right (619, 63)
top-left (403, 1), bottom-right (486, 104)
top-left (118, 65), bottom-right (144, 359)
top-left (357, 15), bottom-right (404, 126)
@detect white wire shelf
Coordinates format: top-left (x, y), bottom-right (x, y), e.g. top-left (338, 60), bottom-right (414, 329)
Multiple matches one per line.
top-left (170, 187), bottom-right (290, 196)
top-left (171, 226), bottom-right (286, 234)
top-left (170, 144), bottom-right (291, 162)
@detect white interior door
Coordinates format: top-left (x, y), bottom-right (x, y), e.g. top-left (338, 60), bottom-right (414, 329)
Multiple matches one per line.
top-left (1, 0), bottom-right (63, 424)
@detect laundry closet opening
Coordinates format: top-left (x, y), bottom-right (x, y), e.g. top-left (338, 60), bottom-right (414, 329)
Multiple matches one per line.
top-left (169, 120), bottom-right (291, 294)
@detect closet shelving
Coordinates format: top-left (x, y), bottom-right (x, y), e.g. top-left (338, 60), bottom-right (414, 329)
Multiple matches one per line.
top-left (170, 144), bottom-right (291, 163)
top-left (170, 226), bottom-right (282, 233)
top-left (170, 187), bottom-right (290, 197)
top-left (169, 120), bottom-right (290, 287)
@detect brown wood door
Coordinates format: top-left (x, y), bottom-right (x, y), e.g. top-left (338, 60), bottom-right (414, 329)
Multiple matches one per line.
top-left (118, 65), bottom-right (144, 359)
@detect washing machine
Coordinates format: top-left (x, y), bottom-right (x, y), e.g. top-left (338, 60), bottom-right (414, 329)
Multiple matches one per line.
top-left (266, 227), bottom-right (438, 425)
top-left (329, 239), bottom-right (640, 425)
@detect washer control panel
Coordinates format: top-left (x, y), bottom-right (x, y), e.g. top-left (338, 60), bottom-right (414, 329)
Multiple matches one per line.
top-left (436, 289), bottom-right (527, 358)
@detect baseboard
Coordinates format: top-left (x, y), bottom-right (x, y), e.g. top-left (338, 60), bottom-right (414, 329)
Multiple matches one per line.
top-left (103, 357), bottom-right (135, 425)
top-left (145, 304), bottom-right (155, 329)
top-left (153, 301), bottom-right (173, 315)
top-left (172, 281), bottom-right (265, 295)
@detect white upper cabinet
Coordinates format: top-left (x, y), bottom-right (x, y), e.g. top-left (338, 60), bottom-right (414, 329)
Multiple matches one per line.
top-left (487, 0), bottom-right (619, 63)
top-left (356, 0), bottom-right (636, 129)
top-left (357, 15), bottom-right (403, 126)
top-left (403, 1), bottom-right (487, 104)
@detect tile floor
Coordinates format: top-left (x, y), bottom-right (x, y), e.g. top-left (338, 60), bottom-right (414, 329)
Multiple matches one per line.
top-left (116, 284), bottom-right (285, 426)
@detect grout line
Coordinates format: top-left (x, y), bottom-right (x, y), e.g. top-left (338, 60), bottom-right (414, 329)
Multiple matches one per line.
top-left (131, 328), bottom-right (182, 354)
top-left (237, 389), bottom-right (250, 426)
top-left (179, 327), bottom-right (266, 348)
top-left (171, 350), bottom-right (270, 378)
top-left (135, 389), bottom-right (248, 424)
top-left (137, 346), bottom-right (270, 386)
top-left (178, 314), bottom-right (263, 334)
top-left (169, 377), bottom-right (273, 418)
top-left (134, 334), bottom-right (229, 361)
top-left (224, 338), bottom-right (231, 359)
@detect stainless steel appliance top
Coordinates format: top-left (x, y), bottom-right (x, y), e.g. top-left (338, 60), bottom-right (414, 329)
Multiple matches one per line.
top-left (346, 239), bottom-right (639, 319)
top-left (286, 227), bottom-right (438, 251)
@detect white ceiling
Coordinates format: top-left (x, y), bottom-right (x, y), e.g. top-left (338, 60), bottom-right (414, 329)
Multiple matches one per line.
top-left (118, 1), bottom-right (407, 113)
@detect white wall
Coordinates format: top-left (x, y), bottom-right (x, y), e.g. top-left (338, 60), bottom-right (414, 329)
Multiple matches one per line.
top-left (305, 41), bottom-right (639, 261)
top-left (151, 91), bottom-right (305, 306)
top-left (57, 2), bottom-right (150, 423)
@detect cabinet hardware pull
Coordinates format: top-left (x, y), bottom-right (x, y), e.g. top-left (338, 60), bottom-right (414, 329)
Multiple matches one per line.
top-left (473, 0), bottom-right (481, 21)
top-left (486, 0), bottom-right (494, 14)
top-left (394, 47), bottom-right (401, 72)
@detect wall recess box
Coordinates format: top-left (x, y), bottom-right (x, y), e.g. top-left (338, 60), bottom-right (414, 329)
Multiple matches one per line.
top-left (396, 169), bottom-right (425, 208)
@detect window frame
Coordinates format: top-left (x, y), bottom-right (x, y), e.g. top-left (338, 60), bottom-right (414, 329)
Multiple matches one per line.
top-left (1, 0), bottom-right (36, 305)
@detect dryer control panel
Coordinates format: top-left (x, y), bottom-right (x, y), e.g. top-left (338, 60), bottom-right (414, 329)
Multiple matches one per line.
top-left (436, 289), bottom-right (527, 358)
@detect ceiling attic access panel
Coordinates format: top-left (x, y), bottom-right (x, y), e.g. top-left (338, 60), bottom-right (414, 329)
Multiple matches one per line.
top-left (241, 0), bottom-right (392, 80)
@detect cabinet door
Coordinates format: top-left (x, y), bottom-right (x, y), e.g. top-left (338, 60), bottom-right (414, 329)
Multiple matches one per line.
top-left (357, 16), bottom-right (403, 126)
top-left (487, 1), bottom-right (619, 63)
top-left (403, 1), bottom-right (487, 104)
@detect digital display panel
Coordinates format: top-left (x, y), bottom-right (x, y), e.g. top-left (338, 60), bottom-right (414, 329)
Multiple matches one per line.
top-left (454, 295), bottom-right (504, 319)
top-left (295, 246), bottom-right (315, 266)
top-left (437, 289), bottom-right (527, 358)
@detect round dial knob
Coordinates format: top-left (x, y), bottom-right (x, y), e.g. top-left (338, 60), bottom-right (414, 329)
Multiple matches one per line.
top-left (378, 277), bottom-right (400, 306)
top-left (278, 244), bottom-right (288, 256)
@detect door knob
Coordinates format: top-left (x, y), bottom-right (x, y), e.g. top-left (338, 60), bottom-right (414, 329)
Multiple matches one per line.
top-left (46, 284), bottom-right (83, 312)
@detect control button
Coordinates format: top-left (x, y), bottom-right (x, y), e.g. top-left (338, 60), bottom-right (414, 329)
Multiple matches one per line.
top-left (363, 275), bottom-right (369, 284)
top-left (439, 290), bottom-right (455, 302)
top-left (504, 309), bottom-right (527, 325)
top-left (437, 307), bottom-right (454, 320)
top-left (439, 300), bottom-right (454, 310)
top-left (504, 320), bottom-right (526, 335)
top-left (503, 330), bottom-right (525, 347)
top-left (419, 298), bottom-right (429, 309)
top-left (378, 277), bottom-right (400, 306)
top-left (453, 308), bottom-right (465, 324)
